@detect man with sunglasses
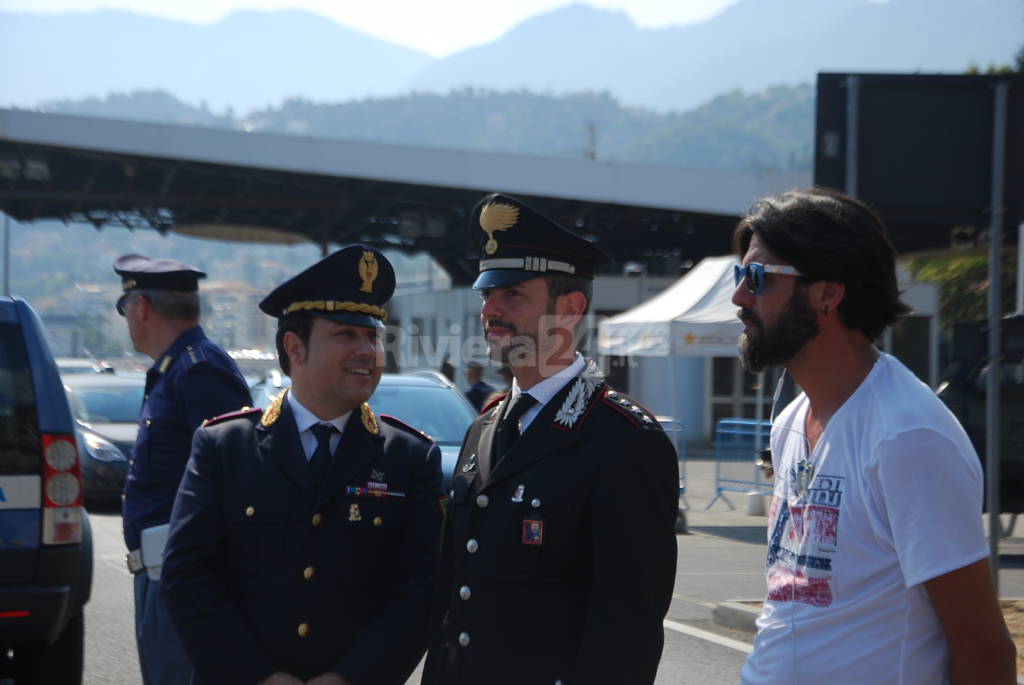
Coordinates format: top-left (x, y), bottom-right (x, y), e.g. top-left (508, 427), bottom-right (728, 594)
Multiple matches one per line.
top-left (114, 254), bottom-right (251, 685)
top-left (731, 189), bottom-right (1015, 684)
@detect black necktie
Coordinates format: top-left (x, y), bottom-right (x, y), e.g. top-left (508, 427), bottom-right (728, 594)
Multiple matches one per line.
top-left (494, 393), bottom-right (537, 459)
top-left (309, 423), bottom-right (338, 482)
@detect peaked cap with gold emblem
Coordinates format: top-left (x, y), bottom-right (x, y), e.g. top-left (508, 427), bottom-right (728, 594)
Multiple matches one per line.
top-left (470, 193), bottom-right (611, 290)
top-left (259, 244), bottom-right (395, 329)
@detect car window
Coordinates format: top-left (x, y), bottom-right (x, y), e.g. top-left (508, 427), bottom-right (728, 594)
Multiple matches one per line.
top-left (0, 322), bottom-right (40, 474)
top-left (369, 386), bottom-right (474, 444)
top-left (68, 385), bottom-right (145, 423)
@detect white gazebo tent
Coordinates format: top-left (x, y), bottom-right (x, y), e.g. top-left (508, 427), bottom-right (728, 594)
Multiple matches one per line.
top-left (597, 256), bottom-right (765, 443)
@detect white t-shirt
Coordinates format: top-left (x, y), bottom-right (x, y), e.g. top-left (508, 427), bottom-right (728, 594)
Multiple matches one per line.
top-left (741, 353), bottom-right (988, 685)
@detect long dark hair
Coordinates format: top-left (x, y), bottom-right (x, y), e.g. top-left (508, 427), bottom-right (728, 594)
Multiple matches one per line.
top-left (733, 187), bottom-right (911, 340)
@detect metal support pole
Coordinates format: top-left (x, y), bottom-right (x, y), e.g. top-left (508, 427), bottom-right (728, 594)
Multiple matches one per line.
top-left (1017, 222), bottom-right (1023, 316)
top-left (844, 75), bottom-right (860, 197)
top-left (986, 81), bottom-right (1009, 589)
top-left (3, 214), bottom-right (9, 296)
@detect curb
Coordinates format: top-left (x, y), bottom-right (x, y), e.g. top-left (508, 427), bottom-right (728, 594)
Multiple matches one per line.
top-left (713, 600), bottom-right (760, 633)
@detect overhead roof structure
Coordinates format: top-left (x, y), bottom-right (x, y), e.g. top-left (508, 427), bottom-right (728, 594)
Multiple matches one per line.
top-left (0, 108), bottom-right (814, 285)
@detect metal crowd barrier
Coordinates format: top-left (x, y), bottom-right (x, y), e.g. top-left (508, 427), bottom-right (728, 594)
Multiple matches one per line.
top-left (658, 417), bottom-right (689, 532)
top-left (705, 418), bottom-right (772, 510)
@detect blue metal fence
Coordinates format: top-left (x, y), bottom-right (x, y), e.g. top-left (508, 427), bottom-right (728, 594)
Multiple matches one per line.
top-left (705, 418), bottom-right (771, 510)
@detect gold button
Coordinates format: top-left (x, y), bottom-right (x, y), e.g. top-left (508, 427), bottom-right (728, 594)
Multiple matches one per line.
top-left (303, 566), bottom-right (315, 581)
top-left (297, 622), bottom-right (310, 638)
top-left (311, 513), bottom-right (322, 526)
top-left (373, 516), bottom-right (383, 527)
top-left (245, 506), bottom-right (255, 517)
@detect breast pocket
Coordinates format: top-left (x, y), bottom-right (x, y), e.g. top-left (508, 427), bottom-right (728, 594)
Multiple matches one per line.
top-left (223, 487), bottom-right (292, 579)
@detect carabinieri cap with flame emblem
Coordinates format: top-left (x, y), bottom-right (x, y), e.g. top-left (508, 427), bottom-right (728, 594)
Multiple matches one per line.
top-left (470, 192), bottom-right (611, 290)
top-left (259, 244), bottom-right (395, 329)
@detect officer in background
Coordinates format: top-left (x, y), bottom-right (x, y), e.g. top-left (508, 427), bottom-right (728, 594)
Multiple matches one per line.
top-left (422, 194), bottom-right (680, 685)
top-left (161, 245), bottom-right (444, 685)
top-left (114, 254), bottom-right (252, 685)
top-left (462, 361), bottom-right (494, 412)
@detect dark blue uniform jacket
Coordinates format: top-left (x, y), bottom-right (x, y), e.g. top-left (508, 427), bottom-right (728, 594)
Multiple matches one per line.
top-left (161, 393), bottom-right (444, 685)
top-left (123, 325), bottom-right (251, 551)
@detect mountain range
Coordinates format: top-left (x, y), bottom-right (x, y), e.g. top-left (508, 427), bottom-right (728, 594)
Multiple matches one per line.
top-left (1, 0), bottom-right (1020, 113)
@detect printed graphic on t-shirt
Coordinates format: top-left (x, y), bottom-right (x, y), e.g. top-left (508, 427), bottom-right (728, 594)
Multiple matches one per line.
top-left (765, 470), bottom-right (845, 607)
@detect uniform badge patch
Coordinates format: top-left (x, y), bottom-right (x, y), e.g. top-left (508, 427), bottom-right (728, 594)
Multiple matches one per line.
top-left (348, 504), bottom-right (362, 522)
top-left (511, 484), bottom-right (525, 503)
top-left (522, 519), bottom-right (544, 545)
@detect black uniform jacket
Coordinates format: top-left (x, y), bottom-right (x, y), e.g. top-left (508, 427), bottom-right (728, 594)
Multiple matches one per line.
top-left (422, 360), bottom-right (680, 685)
top-left (161, 391), bottom-right (444, 685)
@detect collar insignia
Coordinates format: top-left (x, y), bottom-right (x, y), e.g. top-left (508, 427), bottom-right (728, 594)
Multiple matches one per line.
top-left (260, 389), bottom-right (286, 427)
top-left (480, 202), bottom-right (519, 255)
top-left (361, 403), bottom-right (379, 435)
top-left (358, 250), bottom-right (379, 293)
top-left (554, 375), bottom-right (599, 428)
top-left (157, 356), bottom-right (172, 374)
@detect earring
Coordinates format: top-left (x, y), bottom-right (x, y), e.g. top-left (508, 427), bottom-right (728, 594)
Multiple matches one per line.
top-left (822, 305), bottom-right (829, 315)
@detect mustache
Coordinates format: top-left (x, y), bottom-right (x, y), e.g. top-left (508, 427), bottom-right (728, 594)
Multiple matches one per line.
top-left (485, 319), bottom-right (518, 335)
top-left (738, 309), bottom-right (762, 328)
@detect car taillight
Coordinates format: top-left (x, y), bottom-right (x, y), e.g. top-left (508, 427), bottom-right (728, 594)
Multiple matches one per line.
top-left (41, 433), bottom-right (83, 544)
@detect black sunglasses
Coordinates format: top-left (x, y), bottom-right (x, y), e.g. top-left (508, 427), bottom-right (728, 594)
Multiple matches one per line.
top-left (733, 262), bottom-right (805, 295)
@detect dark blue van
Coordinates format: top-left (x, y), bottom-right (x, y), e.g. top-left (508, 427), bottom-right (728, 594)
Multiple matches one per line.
top-left (0, 297), bottom-right (92, 683)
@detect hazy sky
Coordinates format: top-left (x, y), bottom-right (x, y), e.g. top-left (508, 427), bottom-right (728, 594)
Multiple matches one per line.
top-left (0, 0), bottom-right (742, 56)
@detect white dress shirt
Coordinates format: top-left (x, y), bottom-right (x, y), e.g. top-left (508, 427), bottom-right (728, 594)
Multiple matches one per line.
top-left (508, 353), bottom-right (586, 433)
top-left (286, 390), bottom-right (352, 461)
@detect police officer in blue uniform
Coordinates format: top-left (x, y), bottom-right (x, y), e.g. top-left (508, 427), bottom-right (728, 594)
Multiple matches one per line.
top-left (161, 245), bottom-right (444, 685)
top-left (421, 194), bottom-right (680, 685)
top-left (115, 254), bottom-right (252, 685)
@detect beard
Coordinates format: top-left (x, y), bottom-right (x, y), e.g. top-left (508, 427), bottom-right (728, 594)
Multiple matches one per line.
top-left (738, 289), bottom-right (820, 372)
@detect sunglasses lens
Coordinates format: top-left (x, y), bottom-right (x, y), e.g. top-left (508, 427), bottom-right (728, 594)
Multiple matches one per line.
top-left (744, 264), bottom-right (766, 294)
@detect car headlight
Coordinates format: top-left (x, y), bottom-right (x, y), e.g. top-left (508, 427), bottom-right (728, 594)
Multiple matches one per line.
top-left (80, 431), bottom-right (128, 463)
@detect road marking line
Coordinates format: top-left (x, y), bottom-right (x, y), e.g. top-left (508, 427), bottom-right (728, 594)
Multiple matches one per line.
top-left (663, 619), bottom-right (752, 654)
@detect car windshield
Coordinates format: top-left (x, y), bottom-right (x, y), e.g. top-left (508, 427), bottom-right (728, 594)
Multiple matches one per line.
top-left (68, 385), bottom-right (144, 424)
top-left (369, 385), bottom-right (474, 444)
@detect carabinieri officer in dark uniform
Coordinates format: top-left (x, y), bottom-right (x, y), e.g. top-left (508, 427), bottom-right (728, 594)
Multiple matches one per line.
top-left (421, 194), bottom-right (680, 685)
top-left (162, 245), bottom-right (444, 685)
top-left (115, 254), bottom-right (252, 685)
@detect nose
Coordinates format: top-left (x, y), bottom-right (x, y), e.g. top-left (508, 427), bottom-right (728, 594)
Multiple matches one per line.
top-left (480, 293), bottom-right (500, 320)
top-left (731, 280), bottom-right (754, 308)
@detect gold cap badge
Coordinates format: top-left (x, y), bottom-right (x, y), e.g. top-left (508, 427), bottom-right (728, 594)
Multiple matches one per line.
top-left (358, 250), bottom-right (379, 293)
top-left (479, 202), bottom-right (519, 255)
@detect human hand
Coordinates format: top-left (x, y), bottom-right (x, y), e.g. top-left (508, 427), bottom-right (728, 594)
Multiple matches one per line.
top-left (306, 673), bottom-right (349, 685)
top-left (258, 673), bottom-right (304, 685)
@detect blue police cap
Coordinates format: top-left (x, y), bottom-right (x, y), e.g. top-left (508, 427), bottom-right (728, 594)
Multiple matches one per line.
top-left (113, 254), bottom-right (206, 315)
top-left (470, 193), bottom-right (611, 290)
top-left (259, 245), bottom-right (395, 329)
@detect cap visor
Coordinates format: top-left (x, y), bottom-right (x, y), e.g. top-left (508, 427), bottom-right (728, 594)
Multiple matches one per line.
top-left (472, 270), bottom-right (537, 290)
top-left (312, 311), bottom-right (385, 329)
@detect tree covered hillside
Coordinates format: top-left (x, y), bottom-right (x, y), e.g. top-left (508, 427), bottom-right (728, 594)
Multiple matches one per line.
top-left (40, 85), bottom-right (815, 173)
